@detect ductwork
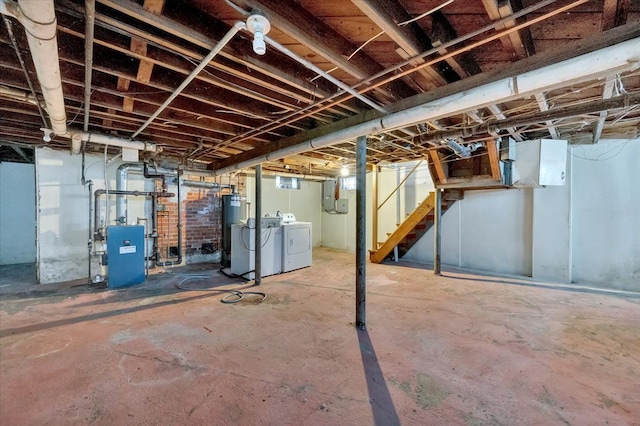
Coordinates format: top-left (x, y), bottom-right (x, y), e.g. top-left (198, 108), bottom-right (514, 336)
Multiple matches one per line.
top-left (1, 0), bottom-right (67, 136)
top-left (445, 140), bottom-right (483, 158)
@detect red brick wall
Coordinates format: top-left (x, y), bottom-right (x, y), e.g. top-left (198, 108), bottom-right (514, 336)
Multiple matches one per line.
top-left (156, 175), bottom-right (246, 260)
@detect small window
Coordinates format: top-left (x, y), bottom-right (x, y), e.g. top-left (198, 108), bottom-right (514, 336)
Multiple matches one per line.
top-left (275, 176), bottom-right (300, 189)
top-left (340, 176), bottom-right (357, 190)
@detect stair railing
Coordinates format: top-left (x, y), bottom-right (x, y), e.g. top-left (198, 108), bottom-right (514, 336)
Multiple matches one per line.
top-left (372, 159), bottom-right (424, 250)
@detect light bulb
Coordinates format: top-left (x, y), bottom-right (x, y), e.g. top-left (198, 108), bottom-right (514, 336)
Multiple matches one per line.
top-left (341, 166), bottom-right (349, 176)
top-left (253, 30), bottom-right (266, 55)
top-left (247, 14), bottom-right (270, 56)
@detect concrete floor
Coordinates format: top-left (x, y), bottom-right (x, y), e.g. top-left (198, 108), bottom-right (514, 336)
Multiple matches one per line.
top-left (1, 248), bottom-right (639, 425)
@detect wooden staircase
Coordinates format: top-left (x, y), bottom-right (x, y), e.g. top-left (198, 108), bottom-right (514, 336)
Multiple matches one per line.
top-left (369, 191), bottom-right (457, 264)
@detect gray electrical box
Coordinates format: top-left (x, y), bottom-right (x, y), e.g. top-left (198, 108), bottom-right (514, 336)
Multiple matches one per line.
top-left (322, 180), bottom-right (336, 211)
top-left (336, 198), bottom-right (348, 214)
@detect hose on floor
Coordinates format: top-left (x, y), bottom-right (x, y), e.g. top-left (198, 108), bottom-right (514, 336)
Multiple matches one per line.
top-left (174, 274), bottom-right (267, 304)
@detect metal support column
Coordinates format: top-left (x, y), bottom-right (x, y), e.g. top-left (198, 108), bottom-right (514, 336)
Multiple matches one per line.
top-left (255, 164), bottom-right (262, 285)
top-left (355, 135), bottom-right (367, 329)
top-left (434, 188), bottom-right (442, 276)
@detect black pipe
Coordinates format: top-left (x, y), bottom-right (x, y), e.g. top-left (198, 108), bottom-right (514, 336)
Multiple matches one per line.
top-left (156, 173), bottom-right (183, 267)
top-left (144, 162), bottom-right (167, 192)
top-left (93, 189), bottom-right (173, 239)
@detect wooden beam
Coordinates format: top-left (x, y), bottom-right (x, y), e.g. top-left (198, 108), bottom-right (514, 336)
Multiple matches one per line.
top-left (481, 0), bottom-right (535, 59)
top-left (352, 0), bottom-right (451, 87)
top-left (142, 0), bottom-right (164, 14)
top-left (485, 140), bottom-right (502, 180)
top-left (231, 0), bottom-right (415, 99)
top-left (122, 97), bottom-right (134, 113)
top-left (209, 22), bottom-right (640, 170)
top-left (116, 77), bottom-right (130, 91)
top-left (486, 104), bottom-right (524, 142)
top-left (431, 11), bottom-right (483, 77)
top-left (429, 150), bottom-right (448, 184)
top-left (90, 0), bottom-right (343, 103)
top-left (592, 75), bottom-right (616, 143)
top-left (534, 92), bottom-right (560, 139)
top-left (602, 0), bottom-right (630, 31)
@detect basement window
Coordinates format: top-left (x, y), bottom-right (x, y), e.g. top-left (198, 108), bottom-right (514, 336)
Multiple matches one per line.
top-left (340, 176), bottom-right (357, 191)
top-left (275, 176), bottom-right (300, 189)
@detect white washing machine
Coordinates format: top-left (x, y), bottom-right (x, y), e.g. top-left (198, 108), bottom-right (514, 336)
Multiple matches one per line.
top-left (230, 219), bottom-right (282, 279)
top-left (281, 214), bottom-right (312, 273)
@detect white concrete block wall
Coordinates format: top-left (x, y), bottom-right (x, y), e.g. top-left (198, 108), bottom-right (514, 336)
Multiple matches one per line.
top-left (36, 148), bottom-right (150, 284)
top-left (245, 176), bottom-right (322, 247)
top-left (29, 139), bottom-right (639, 290)
top-left (571, 139), bottom-right (640, 290)
top-left (320, 139), bottom-right (638, 291)
top-left (0, 162), bottom-right (36, 265)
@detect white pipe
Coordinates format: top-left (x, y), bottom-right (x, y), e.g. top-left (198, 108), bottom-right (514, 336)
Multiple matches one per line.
top-left (1, 0), bottom-right (67, 136)
top-left (71, 131), bottom-right (159, 153)
top-left (211, 36), bottom-right (640, 176)
top-left (71, 132), bottom-right (82, 155)
top-left (0, 84), bottom-right (45, 109)
top-left (264, 35), bottom-right (387, 113)
top-left (242, 169), bottom-right (331, 181)
top-left (131, 21), bottom-right (246, 139)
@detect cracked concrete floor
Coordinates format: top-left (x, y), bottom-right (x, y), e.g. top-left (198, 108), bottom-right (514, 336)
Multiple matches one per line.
top-left (1, 248), bottom-right (639, 425)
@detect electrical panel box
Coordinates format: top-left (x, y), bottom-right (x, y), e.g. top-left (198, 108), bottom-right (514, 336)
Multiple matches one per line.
top-left (322, 180), bottom-right (336, 211)
top-left (107, 225), bottom-right (145, 288)
top-left (336, 198), bottom-right (348, 214)
top-left (513, 139), bottom-right (568, 187)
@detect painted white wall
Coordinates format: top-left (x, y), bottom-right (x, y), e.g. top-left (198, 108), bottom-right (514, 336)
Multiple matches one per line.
top-left (532, 156), bottom-right (572, 282)
top-left (245, 176), bottom-right (322, 247)
top-left (404, 188), bottom-right (534, 276)
top-left (403, 138), bottom-right (639, 291)
top-left (320, 162), bottom-right (433, 252)
top-left (0, 162), bottom-right (36, 265)
top-left (36, 148), bottom-right (150, 284)
top-left (571, 139), bottom-right (640, 290)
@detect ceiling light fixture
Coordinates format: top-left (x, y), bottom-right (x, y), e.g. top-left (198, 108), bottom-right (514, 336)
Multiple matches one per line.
top-left (40, 128), bottom-right (53, 142)
top-left (341, 165), bottom-right (350, 176)
top-left (246, 12), bottom-right (270, 55)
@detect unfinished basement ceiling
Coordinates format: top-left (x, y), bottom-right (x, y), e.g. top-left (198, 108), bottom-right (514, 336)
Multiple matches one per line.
top-left (0, 0), bottom-right (639, 176)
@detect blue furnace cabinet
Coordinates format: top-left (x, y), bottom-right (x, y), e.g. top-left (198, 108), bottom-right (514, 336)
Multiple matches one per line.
top-left (106, 225), bottom-right (145, 288)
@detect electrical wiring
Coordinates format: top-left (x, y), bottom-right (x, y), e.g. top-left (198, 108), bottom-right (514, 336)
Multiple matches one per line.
top-left (174, 274), bottom-right (267, 304)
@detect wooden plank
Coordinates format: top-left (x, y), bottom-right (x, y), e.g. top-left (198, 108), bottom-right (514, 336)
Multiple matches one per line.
top-left (351, 0), bottom-right (451, 87)
top-left (230, 0), bottom-right (414, 99)
top-left (209, 22), bottom-right (640, 170)
top-left (136, 59), bottom-right (154, 84)
top-left (429, 150), bottom-right (448, 184)
top-left (485, 140), bottom-right (502, 180)
top-left (122, 97), bottom-right (134, 113)
top-left (142, 0), bottom-right (164, 14)
top-left (534, 93), bottom-right (559, 139)
top-left (116, 77), bottom-right (130, 91)
top-left (129, 38), bottom-right (147, 56)
top-left (370, 192), bottom-right (435, 263)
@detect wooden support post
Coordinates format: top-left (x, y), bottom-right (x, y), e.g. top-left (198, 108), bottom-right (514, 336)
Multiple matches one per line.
top-left (486, 140), bottom-right (502, 180)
